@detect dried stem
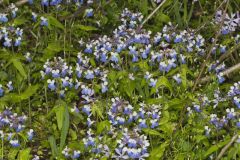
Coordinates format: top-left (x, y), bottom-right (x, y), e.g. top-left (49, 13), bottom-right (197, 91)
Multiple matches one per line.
top-left (2, 0), bottom-right (28, 13)
top-left (200, 63), bottom-right (240, 84)
top-left (192, 0), bottom-right (229, 92)
top-left (175, 0), bottom-right (230, 134)
top-left (218, 43), bottom-right (240, 63)
top-left (15, 0), bottom-right (28, 6)
top-left (138, 0), bottom-right (167, 30)
top-left (216, 134), bottom-right (238, 160)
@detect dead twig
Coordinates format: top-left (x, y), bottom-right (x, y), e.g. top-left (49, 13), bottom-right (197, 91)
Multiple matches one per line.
top-left (216, 134), bottom-right (238, 160)
top-left (175, 0), bottom-right (229, 136)
top-left (218, 43), bottom-right (240, 63)
top-left (138, 0), bottom-right (167, 30)
top-left (192, 0), bottom-right (229, 92)
top-left (200, 62), bottom-right (240, 84)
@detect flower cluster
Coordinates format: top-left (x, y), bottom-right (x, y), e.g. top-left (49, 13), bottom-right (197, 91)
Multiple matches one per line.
top-left (62, 146), bottom-right (81, 159)
top-left (0, 4), bottom-right (19, 23)
top-left (0, 26), bottom-right (23, 47)
top-left (41, 57), bottom-right (74, 96)
top-left (214, 10), bottom-right (240, 35)
top-left (39, 0), bottom-right (94, 8)
top-left (0, 81), bottom-right (14, 97)
top-left (66, 98), bottom-right (160, 159)
top-left (29, 0), bottom-right (95, 18)
top-left (82, 8), bottom-right (207, 78)
top-left (228, 81), bottom-right (240, 108)
top-left (82, 129), bottom-right (110, 157)
top-left (108, 98), bottom-right (161, 130)
top-left (208, 61), bottom-right (226, 83)
top-left (113, 128), bottom-right (150, 159)
top-left (66, 97), bottom-right (158, 159)
top-left (0, 109), bottom-right (33, 147)
top-left (25, 6), bottom-right (240, 159)
top-left (0, 4), bottom-right (23, 48)
top-left (189, 84), bottom-right (240, 136)
top-left (76, 52), bottom-right (109, 94)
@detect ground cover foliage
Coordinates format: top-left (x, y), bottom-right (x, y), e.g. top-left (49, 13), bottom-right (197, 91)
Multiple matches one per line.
top-left (0, 0), bottom-right (240, 159)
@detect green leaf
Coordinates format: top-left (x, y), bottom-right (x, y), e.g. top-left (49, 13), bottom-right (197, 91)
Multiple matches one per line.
top-left (92, 103), bottom-right (104, 119)
top-left (168, 98), bottom-right (186, 110)
top-left (18, 85), bottom-right (39, 100)
top-left (142, 128), bottom-right (163, 137)
top-left (149, 141), bottom-right (169, 159)
top-left (183, 0), bottom-right (188, 24)
top-left (69, 129), bottom-right (77, 140)
top-left (160, 122), bottom-right (174, 134)
top-left (48, 136), bottom-right (58, 157)
top-left (90, 58), bottom-right (96, 67)
top-left (14, 17), bottom-right (28, 26)
top-left (47, 16), bottom-right (64, 30)
top-left (180, 65), bottom-right (187, 89)
top-left (138, 0), bottom-right (148, 15)
top-left (8, 148), bottom-right (19, 160)
top-left (11, 58), bottom-right (27, 79)
top-left (55, 104), bottom-right (65, 130)
top-left (97, 120), bottom-right (111, 134)
top-left (146, 98), bottom-right (165, 104)
top-left (18, 148), bottom-right (31, 160)
top-left (156, 76), bottom-right (173, 93)
top-left (0, 85), bottom-right (39, 103)
top-left (173, 0), bottom-right (183, 28)
top-left (59, 104), bottom-right (69, 152)
top-left (42, 42), bottom-right (62, 60)
top-left (159, 111), bottom-right (169, 125)
top-left (156, 13), bottom-right (171, 23)
top-left (76, 25), bottom-right (98, 31)
top-left (204, 138), bottom-right (230, 158)
top-left (125, 80), bottom-right (135, 97)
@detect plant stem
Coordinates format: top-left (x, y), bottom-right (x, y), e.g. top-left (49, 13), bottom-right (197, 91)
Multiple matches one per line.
top-left (192, 0), bottom-right (229, 92)
top-left (199, 63), bottom-right (240, 84)
top-left (28, 67), bottom-right (31, 124)
top-left (45, 86), bottom-right (48, 113)
top-left (138, 0), bottom-right (167, 30)
top-left (1, 138), bottom-right (3, 159)
top-left (216, 134), bottom-right (238, 160)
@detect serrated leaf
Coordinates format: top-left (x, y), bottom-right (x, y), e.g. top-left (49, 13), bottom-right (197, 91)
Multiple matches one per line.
top-left (97, 120), bottom-right (111, 134)
top-left (92, 103), bottom-right (104, 119)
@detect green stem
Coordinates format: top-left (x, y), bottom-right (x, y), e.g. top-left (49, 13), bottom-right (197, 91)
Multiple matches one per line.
top-left (63, 20), bottom-right (67, 59)
top-left (45, 86), bottom-right (48, 113)
top-left (1, 138), bottom-right (3, 159)
top-left (28, 67), bottom-right (31, 124)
